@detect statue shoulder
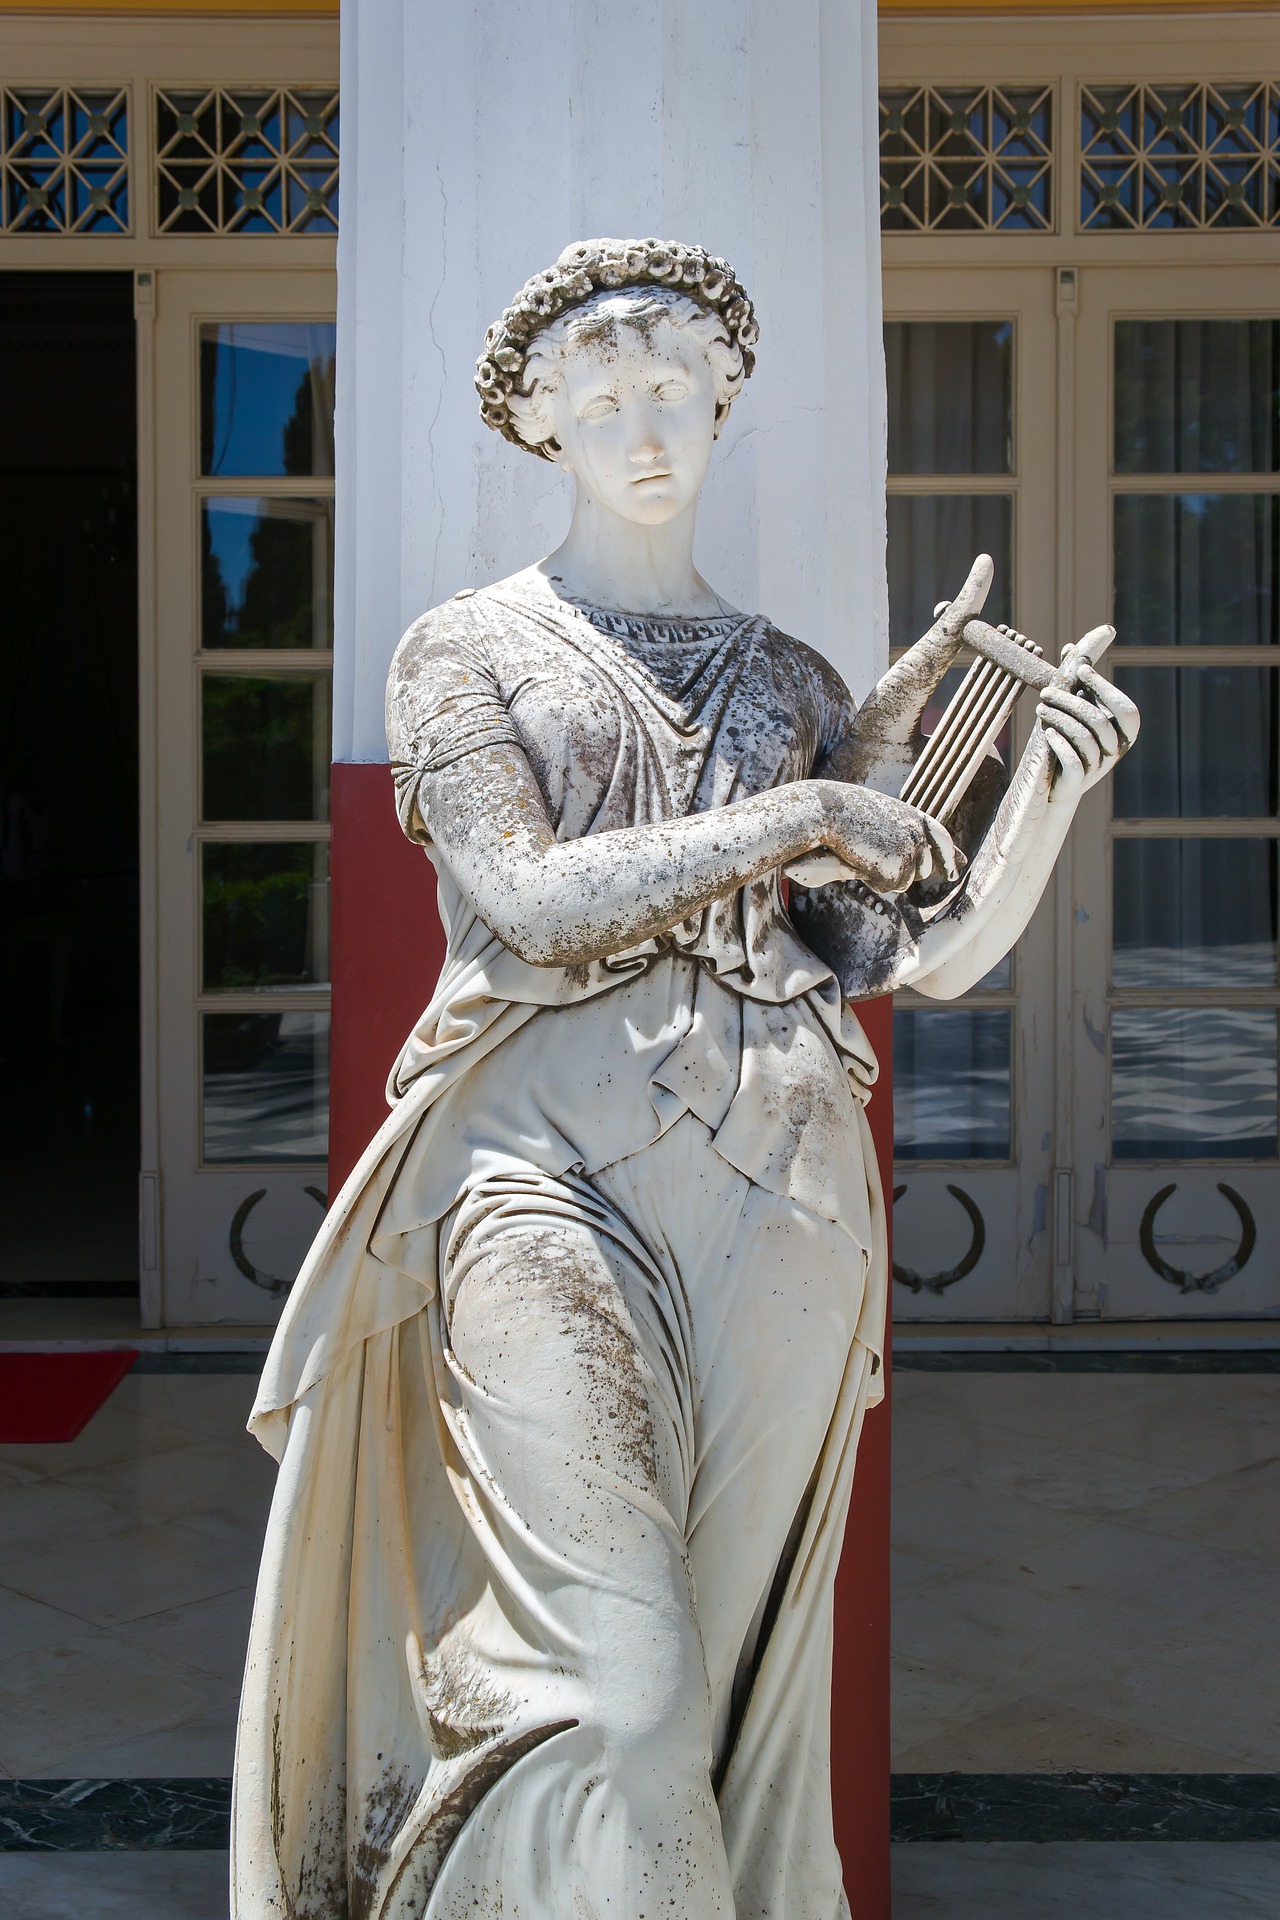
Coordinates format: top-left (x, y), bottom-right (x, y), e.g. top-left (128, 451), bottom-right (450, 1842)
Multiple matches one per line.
top-left (388, 589), bottom-right (501, 691)
top-left (756, 620), bottom-right (856, 741)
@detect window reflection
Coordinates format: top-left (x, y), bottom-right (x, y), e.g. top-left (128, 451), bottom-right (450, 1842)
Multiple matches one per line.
top-left (1115, 320), bottom-right (1280, 475)
top-left (202, 1010), bottom-right (329, 1164)
top-left (202, 843), bottom-right (330, 991)
top-left (1113, 839), bottom-right (1279, 989)
top-left (1113, 494), bottom-right (1279, 646)
top-left (200, 322), bottom-right (336, 476)
top-left (886, 321), bottom-right (1013, 475)
top-left (1112, 1007), bottom-right (1277, 1161)
top-left (201, 498), bottom-right (334, 650)
top-left (1114, 667), bottom-right (1279, 818)
top-left (201, 673), bottom-right (331, 822)
top-left (888, 494), bottom-right (1013, 648)
top-left (893, 1008), bottom-right (1012, 1160)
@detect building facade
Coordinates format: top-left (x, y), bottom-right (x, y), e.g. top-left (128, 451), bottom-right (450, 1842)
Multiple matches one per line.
top-left (1, 0), bottom-right (1277, 1344)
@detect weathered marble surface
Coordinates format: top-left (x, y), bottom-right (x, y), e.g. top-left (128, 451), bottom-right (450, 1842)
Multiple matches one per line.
top-left (233, 245), bottom-right (1135, 1919)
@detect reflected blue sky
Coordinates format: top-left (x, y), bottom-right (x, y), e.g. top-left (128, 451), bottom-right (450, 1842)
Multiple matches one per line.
top-left (200, 322), bottom-right (336, 476)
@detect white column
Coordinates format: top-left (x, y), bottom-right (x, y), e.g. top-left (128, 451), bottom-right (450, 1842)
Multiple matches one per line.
top-left (333, 0), bottom-right (886, 766)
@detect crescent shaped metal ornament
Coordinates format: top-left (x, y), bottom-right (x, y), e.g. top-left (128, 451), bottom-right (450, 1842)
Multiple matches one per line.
top-left (1138, 1182), bottom-right (1256, 1295)
top-left (229, 1185), bottom-right (328, 1295)
top-left (891, 1183), bottom-right (987, 1296)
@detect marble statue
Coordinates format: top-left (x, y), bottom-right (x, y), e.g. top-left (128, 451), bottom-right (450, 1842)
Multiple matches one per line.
top-left (232, 238), bottom-right (1138, 1920)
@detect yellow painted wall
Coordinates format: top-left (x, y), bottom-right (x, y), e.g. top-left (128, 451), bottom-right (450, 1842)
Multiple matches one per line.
top-left (0, 0), bottom-right (338, 13)
top-left (883, 1), bottom-right (1277, 12)
top-left (0, 0), bottom-right (1273, 14)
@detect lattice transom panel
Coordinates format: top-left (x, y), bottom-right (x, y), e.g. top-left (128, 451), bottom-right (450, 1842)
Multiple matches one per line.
top-left (0, 88), bottom-right (129, 233)
top-left (1081, 82), bottom-right (1280, 230)
top-left (155, 88), bottom-right (339, 234)
top-left (880, 85), bottom-right (1054, 232)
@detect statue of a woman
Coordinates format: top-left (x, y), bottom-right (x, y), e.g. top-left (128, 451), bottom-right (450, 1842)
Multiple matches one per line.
top-left (233, 240), bottom-right (1136, 1920)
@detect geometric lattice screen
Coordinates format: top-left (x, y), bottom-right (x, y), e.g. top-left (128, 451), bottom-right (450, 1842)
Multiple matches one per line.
top-left (155, 88), bottom-right (339, 234)
top-left (1080, 82), bottom-right (1280, 230)
top-left (0, 88), bottom-right (130, 233)
top-left (880, 85), bottom-right (1055, 232)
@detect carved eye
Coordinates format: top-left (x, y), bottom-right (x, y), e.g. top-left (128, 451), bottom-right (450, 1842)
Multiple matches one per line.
top-left (655, 380), bottom-right (690, 402)
top-left (578, 393), bottom-right (618, 422)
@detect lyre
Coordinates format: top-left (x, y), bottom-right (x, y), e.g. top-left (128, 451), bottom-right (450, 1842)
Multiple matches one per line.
top-left (901, 612), bottom-right (1116, 829)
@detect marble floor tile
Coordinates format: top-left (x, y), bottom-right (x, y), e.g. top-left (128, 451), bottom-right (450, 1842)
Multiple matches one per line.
top-left (891, 1562), bottom-right (1136, 1697)
top-left (1074, 1388), bottom-right (1280, 1480)
top-left (896, 1372), bottom-right (1181, 1443)
top-left (0, 1403), bottom-right (211, 1485)
top-left (892, 1404), bottom-right (993, 1486)
top-left (1035, 1637), bottom-right (1280, 1772)
top-left (110, 1585), bottom-right (255, 1688)
top-left (179, 1496), bottom-right (274, 1557)
top-left (943, 1434), bottom-right (1214, 1516)
top-left (0, 1584), bottom-right (95, 1663)
top-left (891, 1470), bottom-right (1086, 1572)
top-left (890, 1654), bottom-right (1007, 1758)
top-left (1124, 1456), bottom-right (1280, 1568)
top-left (59, 1437), bottom-right (276, 1530)
top-left (32, 1705), bottom-right (239, 1780)
top-left (998, 1514), bottom-right (1245, 1600)
top-left (3, 1516), bottom-right (258, 1629)
top-left (0, 1476), bottom-right (136, 1556)
top-left (0, 1629), bottom-right (225, 1775)
top-left (891, 1841), bottom-right (1280, 1918)
top-left (0, 1850), bottom-right (231, 1920)
top-left (891, 1691), bottom-right (1249, 1773)
top-left (891, 1373), bottom-right (1280, 1769)
top-left (122, 1374), bottom-right (260, 1442)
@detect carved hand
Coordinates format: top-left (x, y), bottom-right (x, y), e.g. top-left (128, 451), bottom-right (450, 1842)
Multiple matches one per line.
top-left (790, 785), bottom-right (964, 895)
top-left (1037, 659), bottom-right (1140, 800)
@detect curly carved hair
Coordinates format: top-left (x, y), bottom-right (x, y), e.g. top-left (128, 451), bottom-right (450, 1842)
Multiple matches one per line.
top-left (476, 237), bottom-right (758, 460)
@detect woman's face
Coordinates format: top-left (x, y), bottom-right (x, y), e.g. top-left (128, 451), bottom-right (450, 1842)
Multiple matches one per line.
top-left (549, 317), bottom-right (719, 526)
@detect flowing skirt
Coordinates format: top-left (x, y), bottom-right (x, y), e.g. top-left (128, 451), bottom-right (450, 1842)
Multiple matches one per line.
top-left (232, 1113), bottom-right (876, 1920)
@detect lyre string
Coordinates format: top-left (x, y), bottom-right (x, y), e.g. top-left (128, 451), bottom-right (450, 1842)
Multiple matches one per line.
top-left (899, 633), bottom-right (1042, 825)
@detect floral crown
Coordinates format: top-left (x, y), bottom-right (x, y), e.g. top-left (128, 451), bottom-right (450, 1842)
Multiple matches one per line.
top-left (475, 237), bottom-right (758, 457)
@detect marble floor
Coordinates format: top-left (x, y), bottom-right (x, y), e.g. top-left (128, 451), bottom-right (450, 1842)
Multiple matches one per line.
top-left (0, 1371), bottom-right (271, 1778)
top-left (0, 1363), bottom-right (1276, 1914)
top-left (891, 1840), bottom-right (1280, 1916)
top-left (2, 1841), bottom-right (1277, 1919)
top-left (891, 1367), bottom-right (1280, 1771)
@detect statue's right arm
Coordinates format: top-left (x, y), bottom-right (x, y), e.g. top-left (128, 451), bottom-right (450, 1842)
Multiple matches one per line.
top-left (411, 744), bottom-right (961, 969)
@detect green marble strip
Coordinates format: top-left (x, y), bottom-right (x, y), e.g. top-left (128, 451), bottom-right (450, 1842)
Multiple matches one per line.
top-left (0, 1779), bottom-right (231, 1851)
top-left (895, 1350), bottom-right (1280, 1374)
top-left (892, 1773), bottom-right (1280, 1842)
top-left (4, 1774), bottom-right (1277, 1850)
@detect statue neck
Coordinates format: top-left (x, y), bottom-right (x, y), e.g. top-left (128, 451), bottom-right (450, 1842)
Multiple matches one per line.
top-left (540, 489), bottom-right (735, 620)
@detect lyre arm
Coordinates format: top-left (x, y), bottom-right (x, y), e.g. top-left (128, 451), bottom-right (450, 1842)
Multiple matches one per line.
top-left (900, 620), bottom-right (1115, 827)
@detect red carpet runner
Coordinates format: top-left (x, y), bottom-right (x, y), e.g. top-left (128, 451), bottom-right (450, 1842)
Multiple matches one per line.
top-left (0, 1351), bottom-right (138, 1442)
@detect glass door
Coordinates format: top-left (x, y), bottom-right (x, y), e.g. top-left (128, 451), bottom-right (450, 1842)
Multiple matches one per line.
top-left (1072, 268), bottom-right (1280, 1319)
top-left (883, 268), bottom-right (1059, 1320)
top-left (149, 270), bottom-right (336, 1325)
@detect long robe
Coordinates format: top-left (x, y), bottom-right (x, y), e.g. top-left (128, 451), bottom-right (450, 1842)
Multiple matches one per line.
top-left (231, 582), bottom-right (888, 1920)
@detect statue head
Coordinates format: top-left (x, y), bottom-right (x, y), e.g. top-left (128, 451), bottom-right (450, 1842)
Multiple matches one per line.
top-left (476, 240), bottom-right (757, 525)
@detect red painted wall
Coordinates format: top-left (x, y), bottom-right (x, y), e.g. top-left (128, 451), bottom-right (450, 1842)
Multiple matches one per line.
top-left (329, 760), bottom-right (893, 1918)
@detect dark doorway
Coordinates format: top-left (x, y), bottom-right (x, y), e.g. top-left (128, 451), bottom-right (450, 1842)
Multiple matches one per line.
top-left (0, 273), bottom-right (139, 1300)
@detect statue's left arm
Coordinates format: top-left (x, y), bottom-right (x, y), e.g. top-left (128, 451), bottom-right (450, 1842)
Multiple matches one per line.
top-left (791, 659), bottom-right (1139, 1002)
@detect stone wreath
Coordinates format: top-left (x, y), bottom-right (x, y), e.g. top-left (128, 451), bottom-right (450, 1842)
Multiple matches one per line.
top-left (475, 237), bottom-right (759, 456)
